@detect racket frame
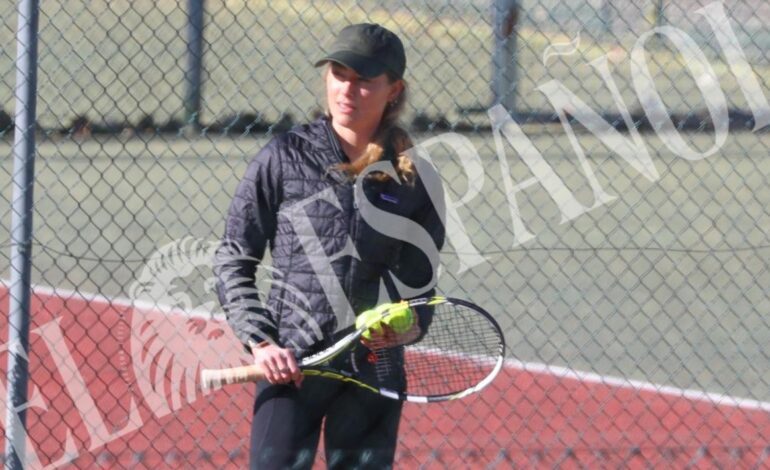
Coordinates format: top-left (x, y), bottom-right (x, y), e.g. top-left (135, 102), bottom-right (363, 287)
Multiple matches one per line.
top-left (201, 296), bottom-right (506, 403)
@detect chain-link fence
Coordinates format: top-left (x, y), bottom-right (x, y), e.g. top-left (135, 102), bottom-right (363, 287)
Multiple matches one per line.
top-left (2, 0), bottom-right (770, 467)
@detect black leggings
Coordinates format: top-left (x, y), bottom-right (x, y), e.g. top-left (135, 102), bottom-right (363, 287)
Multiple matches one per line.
top-left (249, 377), bottom-right (403, 469)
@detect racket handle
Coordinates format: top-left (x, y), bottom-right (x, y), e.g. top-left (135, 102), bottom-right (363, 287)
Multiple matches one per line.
top-left (201, 365), bottom-right (265, 390)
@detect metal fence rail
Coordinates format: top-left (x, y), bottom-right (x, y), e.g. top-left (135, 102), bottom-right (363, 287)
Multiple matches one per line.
top-left (1, 0), bottom-right (770, 468)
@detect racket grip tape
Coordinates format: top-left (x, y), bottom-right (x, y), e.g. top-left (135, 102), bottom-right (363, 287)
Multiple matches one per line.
top-left (201, 364), bottom-right (265, 390)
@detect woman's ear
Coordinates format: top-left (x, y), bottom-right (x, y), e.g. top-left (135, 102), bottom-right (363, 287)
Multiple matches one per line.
top-left (388, 80), bottom-right (405, 103)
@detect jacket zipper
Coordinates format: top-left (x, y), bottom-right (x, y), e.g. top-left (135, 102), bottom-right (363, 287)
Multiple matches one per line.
top-left (346, 182), bottom-right (359, 303)
top-left (325, 119), bottom-right (359, 308)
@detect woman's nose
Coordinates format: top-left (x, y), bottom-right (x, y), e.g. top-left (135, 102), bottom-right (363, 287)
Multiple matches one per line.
top-left (340, 78), bottom-right (356, 96)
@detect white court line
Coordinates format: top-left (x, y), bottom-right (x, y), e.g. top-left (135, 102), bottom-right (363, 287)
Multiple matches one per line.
top-left (503, 358), bottom-right (770, 413)
top-left (4, 279), bottom-right (770, 413)
top-left (1, 278), bottom-right (226, 321)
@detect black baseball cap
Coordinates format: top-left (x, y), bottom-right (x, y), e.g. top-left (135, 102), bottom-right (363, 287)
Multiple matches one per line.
top-left (315, 23), bottom-right (406, 79)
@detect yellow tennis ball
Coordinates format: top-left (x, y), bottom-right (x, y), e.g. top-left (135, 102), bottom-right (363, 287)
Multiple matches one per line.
top-left (384, 305), bottom-right (414, 334)
top-left (356, 308), bottom-right (382, 340)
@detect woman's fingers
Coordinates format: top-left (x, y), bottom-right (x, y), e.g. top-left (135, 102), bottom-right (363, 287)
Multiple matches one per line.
top-left (275, 349), bottom-right (298, 383)
top-left (361, 322), bottom-right (422, 348)
top-left (280, 350), bottom-right (303, 387)
top-left (361, 326), bottom-right (392, 348)
top-left (279, 351), bottom-right (303, 388)
top-left (262, 354), bottom-right (280, 384)
top-left (253, 345), bottom-right (300, 385)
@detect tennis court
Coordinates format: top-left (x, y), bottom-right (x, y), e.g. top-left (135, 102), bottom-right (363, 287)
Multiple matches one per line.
top-left (3, 127), bottom-right (770, 467)
top-left (3, 0), bottom-right (770, 467)
top-left (2, 278), bottom-right (769, 468)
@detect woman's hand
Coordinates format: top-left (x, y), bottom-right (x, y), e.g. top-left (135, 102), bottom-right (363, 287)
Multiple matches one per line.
top-left (361, 320), bottom-right (421, 349)
top-left (251, 342), bottom-right (303, 387)
top-left (357, 304), bottom-right (421, 349)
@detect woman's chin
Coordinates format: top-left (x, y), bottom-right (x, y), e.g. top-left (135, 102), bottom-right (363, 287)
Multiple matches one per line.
top-left (330, 112), bottom-right (356, 127)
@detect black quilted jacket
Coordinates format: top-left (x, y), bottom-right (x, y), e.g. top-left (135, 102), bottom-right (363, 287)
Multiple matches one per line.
top-left (215, 116), bottom-right (445, 358)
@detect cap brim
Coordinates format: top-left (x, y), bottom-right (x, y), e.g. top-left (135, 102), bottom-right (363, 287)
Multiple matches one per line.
top-left (314, 51), bottom-right (387, 79)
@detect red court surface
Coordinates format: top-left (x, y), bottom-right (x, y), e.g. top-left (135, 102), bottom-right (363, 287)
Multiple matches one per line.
top-left (1, 285), bottom-right (769, 468)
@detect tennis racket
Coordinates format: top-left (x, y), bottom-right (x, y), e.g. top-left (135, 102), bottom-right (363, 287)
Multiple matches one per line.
top-left (201, 296), bottom-right (505, 403)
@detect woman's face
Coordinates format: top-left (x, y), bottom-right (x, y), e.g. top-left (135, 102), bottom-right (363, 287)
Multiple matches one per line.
top-left (326, 62), bottom-right (403, 136)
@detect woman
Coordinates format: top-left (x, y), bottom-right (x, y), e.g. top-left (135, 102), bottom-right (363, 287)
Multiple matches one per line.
top-left (215, 23), bottom-right (445, 469)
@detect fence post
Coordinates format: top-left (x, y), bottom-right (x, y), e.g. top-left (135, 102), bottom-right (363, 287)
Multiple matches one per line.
top-left (184, 0), bottom-right (205, 132)
top-left (652, 0), bottom-right (666, 27)
top-left (492, 0), bottom-right (519, 115)
top-left (5, 0), bottom-right (40, 469)
top-left (601, 0), bottom-right (612, 36)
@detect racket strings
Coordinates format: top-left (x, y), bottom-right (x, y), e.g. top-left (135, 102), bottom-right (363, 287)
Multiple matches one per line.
top-left (372, 347), bottom-right (395, 380)
top-left (401, 303), bottom-right (502, 396)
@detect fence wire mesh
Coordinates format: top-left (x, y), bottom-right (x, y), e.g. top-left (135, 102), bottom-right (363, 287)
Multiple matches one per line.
top-left (1, 0), bottom-right (770, 468)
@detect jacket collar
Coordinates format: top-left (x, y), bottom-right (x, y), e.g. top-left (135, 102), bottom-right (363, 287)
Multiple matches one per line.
top-left (288, 115), bottom-right (342, 156)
